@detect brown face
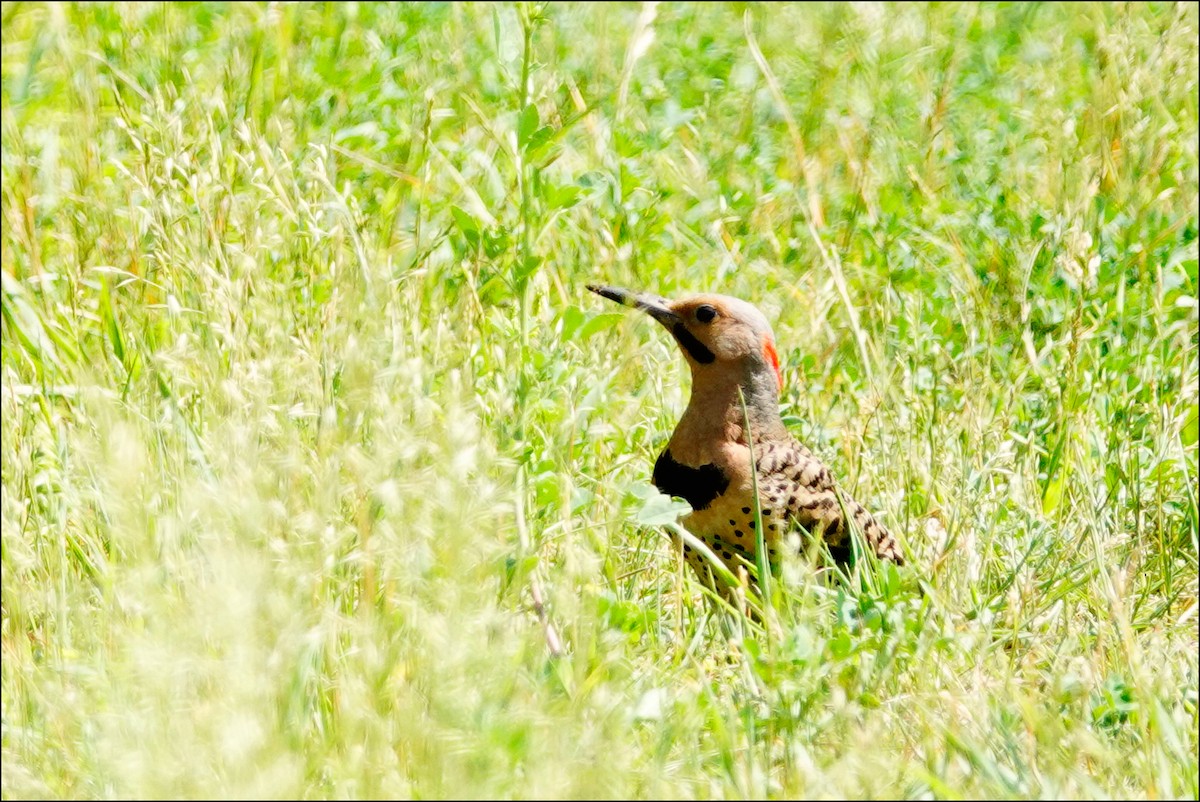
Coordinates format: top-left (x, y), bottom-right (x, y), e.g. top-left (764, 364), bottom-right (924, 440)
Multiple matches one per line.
top-left (587, 285), bottom-right (782, 391)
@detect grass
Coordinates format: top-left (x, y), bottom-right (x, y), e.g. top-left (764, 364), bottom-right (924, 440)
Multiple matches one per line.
top-left (2, 1), bottom-right (1197, 798)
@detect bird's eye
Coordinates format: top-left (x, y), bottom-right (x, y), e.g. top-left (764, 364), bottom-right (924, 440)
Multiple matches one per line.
top-left (695, 305), bottom-right (718, 323)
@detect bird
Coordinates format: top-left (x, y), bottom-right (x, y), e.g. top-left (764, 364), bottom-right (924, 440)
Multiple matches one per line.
top-left (588, 284), bottom-right (903, 591)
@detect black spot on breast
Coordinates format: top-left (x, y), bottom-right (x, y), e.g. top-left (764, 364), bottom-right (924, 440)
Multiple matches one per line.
top-left (652, 449), bottom-right (729, 511)
top-left (741, 507), bottom-right (751, 514)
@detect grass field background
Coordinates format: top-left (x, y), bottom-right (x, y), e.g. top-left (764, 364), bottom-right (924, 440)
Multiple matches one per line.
top-left (2, 2), bottom-right (1198, 798)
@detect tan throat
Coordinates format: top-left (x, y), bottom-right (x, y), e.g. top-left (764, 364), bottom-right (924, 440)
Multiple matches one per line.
top-left (667, 364), bottom-right (786, 465)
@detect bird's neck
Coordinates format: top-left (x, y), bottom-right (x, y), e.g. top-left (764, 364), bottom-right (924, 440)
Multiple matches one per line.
top-left (669, 366), bottom-right (786, 460)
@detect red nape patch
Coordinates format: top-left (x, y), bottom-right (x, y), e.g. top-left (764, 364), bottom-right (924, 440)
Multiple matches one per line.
top-left (762, 336), bottom-right (783, 392)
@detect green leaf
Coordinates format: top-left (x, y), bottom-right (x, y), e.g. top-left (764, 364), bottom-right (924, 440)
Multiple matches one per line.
top-left (525, 124), bottom-right (555, 159)
top-left (450, 205), bottom-right (480, 240)
top-left (576, 312), bottom-right (624, 341)
top-left (635, 489), bottom-right (691, 527)
top-left (534, 470), bottom-right (558, 508)
top-left (100, 281), bottom-right (125, 367)
top-left (1042, 474), bottom-right (1064, 515)
top-left (546, 183), bottom-right (581, 210)
top-left (829, 631), bottom-right (854, 660)
top-left (518, 104), bottom-right (539, 150)
top-left (513, 254), bottom-right (541, 286)
top-left (560, 305), bottom-right (586, 341)
top-left (1183, 403), bottom-right (1199, 448)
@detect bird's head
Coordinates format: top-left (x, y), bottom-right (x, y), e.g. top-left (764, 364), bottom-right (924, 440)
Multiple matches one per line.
top-left (587, 284), bottom-right (783, 397)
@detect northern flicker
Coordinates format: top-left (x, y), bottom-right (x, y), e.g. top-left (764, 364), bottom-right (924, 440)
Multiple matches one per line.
top-left (589, 284), bottom-right (903, 589)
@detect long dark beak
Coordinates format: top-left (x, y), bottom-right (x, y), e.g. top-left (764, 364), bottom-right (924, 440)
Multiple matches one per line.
top-left (587, 284), bottom-right (716, 365)
top-left (586, 284), bottom-right (680, 328)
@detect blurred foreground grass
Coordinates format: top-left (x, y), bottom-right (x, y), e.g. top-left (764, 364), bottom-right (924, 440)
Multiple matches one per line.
top-left (2, 2), bottom-right (1197, 798)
